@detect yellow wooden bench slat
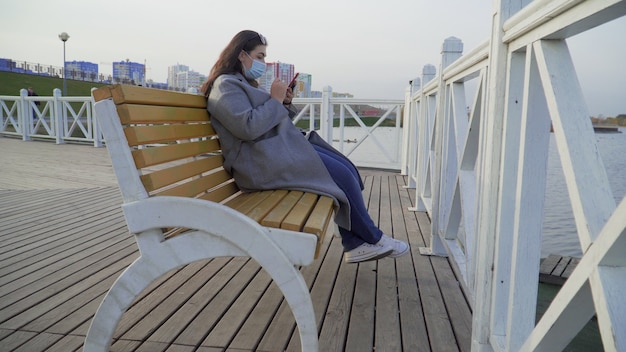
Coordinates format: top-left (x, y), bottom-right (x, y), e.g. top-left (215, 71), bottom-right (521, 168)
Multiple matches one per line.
top-left (132, 139), bottom-right (221, 168)
top-left (124, 124), bottom-right (215, 146)
top-left (93, 84), bottom-right (207, 108)
top-left (155, 169), bottom-right (232, 198)
top-left (282, 193), bottom-right (319, 232)
top-left (140, 155), bottom-right (224, 192)
top-left (225, 191), bottom-right (274, 214)
top-left (303, 196), bottom-right (334, 233)
top-left (304, 196), bottom-right (334, 258)
top-left (197, 182), bottom-right (240, 203)
top-left (117, 104), bottom-right (209, 124)
top-left (304, 195), bottom-right (334, 233)
top-left (261, 191), bottom-right (305, 228)
top-left (246, 190), bottom-right (289, 223)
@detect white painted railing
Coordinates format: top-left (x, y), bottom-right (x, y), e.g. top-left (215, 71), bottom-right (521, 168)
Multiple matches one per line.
top-left (295, 87), bottom-right (404, 170)
top-left (402, 0), bottom-right (626, 350)
top-left (0, 87), bottom-right (404, 170)
top-left (293, 87), bottom-right (404, 170)
top-left (0, 88), bottom-right (102, 147)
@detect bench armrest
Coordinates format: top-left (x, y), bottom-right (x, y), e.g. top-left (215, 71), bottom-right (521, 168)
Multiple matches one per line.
top-left (122, 196), bottom-right (318, 266)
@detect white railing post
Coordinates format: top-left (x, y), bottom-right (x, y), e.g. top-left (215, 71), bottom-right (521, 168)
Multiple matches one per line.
top-left (91, 87), bottom-right (103, 147)
top-left (438, 37), bottom-right (464, 238)
top-left (19, 88), bottom-right (31, 141)
top-left (442, 37), bottom-right (464, 68)
top-left (472, 1), bottom-right (521, 349)
top-left (309, 103), bottom-right (316, 131)
top-left (53, 88), bottom-right (64, 144)
top-left (422, 64), bottom-right (436, 84)
top-left (411, 64), bottom-right (437, 212)
top-left (406, 78), bottom-right (422, 182)
top-left (337, 103), bottom-right (345, 154)
top-left (320, 86), bottom-right (333, 143)
top-left (487, 50), bottom-right (526, 346)
top-left (420, 64), bottom-right (437, 207)
top-left (401, 83), bottom-right (415, 178)
top-left (420, 37), bottom-right (463, 257)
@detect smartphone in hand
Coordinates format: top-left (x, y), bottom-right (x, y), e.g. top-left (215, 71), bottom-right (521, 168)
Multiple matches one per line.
top-left (288, 73), bottom-right (300, 90)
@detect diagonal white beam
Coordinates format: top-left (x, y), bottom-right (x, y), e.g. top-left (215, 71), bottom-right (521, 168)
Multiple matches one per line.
top-left (505, 44), bottom-right (552, 351)
top-left (589, 265), bottom-right (626, 351)
top-left (522, 196), bottom-right (626, 350)
top-left (533, 39), bottom-right (615, 251)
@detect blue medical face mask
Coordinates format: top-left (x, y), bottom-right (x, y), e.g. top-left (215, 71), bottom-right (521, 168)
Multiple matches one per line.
top-left (243, 52), bottom-right (266, 80)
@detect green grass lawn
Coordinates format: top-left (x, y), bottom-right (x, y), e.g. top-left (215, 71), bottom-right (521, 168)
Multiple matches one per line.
top-left (294, 116), bottom-right (399, 129)
top-left (0, 71), bottom-right (105, 96)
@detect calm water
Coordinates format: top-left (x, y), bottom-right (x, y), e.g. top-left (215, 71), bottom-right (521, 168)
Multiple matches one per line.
top-left (542, 127), bottom-right (626, 258)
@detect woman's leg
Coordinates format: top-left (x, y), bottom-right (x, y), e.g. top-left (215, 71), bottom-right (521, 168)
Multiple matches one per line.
top-left (313, 145), bottom-right (383, 250)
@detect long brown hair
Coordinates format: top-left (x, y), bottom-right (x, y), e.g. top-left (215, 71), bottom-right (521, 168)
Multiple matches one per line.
top-left (201, 30), bottom-right (267, 98)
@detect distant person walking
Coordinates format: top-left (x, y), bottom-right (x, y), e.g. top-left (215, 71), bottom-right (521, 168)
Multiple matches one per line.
top-left (27, 87), bottom-right (40, 121)
top-left (27, 87), bottom-right (39, 100)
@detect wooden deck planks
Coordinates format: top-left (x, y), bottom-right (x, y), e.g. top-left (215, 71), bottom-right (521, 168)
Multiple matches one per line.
top-left (413, 210), bottom-right (463, 352)
top-left (539, 254), bottom-right (580, 286)
top-left (0, 139), bottom-right (118, 190)
top-left (299, 173), bottom-right (381, 352)
top-left (394, 175), bottom-right (431, 352)
top-left (0, 138), bottom-right (472, 351)
top-left (375, 175), bottom-right (404, 350)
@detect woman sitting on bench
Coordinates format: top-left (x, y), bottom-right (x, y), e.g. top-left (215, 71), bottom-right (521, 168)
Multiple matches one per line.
top-left (201, 30), bottom-right (409, 263)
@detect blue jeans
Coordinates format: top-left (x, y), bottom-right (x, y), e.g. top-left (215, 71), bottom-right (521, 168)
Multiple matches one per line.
top-left (313, 145), bottom-right (383, 251)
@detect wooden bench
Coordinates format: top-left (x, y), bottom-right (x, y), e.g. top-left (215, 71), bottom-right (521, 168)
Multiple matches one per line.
top-left (83, 84), bottom-right (334, 352)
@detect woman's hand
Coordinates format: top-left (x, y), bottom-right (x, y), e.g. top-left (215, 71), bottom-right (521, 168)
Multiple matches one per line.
top-left (283, 87), bottom-right (294, 105)
top-left (270, 79), bottom-right (288, 103)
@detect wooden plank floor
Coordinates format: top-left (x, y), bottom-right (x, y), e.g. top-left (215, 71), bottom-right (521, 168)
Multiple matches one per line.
top-left (0, 138), bottom-right (472, 352)
top-left (539, 254), bottom-right (580, 286)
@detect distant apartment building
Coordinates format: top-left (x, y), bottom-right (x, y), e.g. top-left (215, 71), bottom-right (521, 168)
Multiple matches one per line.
top-left (0, 58), bottom-right (18, 72)
top-left (293, 73), bottom-right (312, 98)
top-left (167, 64), bottom-right (206, 93)
top-left (257, 63), bottom-right (314, 98)
top-left (167, 64), bottom-right (188, 89)
top-left (0, 58), bottom-right (99, 81)
top-left (309, 90), bottom-right (353, 98)
top-left (259, 62), bottom-right (295, 93)
top-left (65, 61), bottom-right (98, 82)
top-left (2, 56), bottom-right (324, 96)
top-left (113, 60), bottom-right (145, 85)
top-left (333, 92), bottom-right (353, 98)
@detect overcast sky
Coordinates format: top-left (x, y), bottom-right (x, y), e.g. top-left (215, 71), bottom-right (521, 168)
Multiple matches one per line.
top-left (2, 0), bottom-right (625, 116)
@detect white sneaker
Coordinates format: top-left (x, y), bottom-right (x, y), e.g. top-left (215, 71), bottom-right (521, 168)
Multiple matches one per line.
top-left (377, 235), bottom-right (409, 258)
top-left (344, 242), bottom-right (393, 263)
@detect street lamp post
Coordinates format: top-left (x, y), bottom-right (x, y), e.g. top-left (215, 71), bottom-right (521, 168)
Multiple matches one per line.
top-left (58, 32), bottom-right (70, 96)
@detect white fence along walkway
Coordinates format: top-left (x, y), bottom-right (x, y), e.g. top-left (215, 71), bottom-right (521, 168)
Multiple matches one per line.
top-left (1, 87), bottom-right (403, 171)
top-left (402, 0), bottom-right (626, 351)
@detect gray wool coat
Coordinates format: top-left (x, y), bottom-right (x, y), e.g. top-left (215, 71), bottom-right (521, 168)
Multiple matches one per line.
top-left (207, 73), bottom-right (352, 229)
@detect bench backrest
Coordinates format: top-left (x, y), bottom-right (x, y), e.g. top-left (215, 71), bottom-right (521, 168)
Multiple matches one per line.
top-left (93, 84), bottom-right (240, 204)
top-left (95, 84), bottom-right (334, 255)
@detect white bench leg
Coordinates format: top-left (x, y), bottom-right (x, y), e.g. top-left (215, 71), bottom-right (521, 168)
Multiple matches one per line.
top-left (83, 246), bottom-right (318, 352)
top-left (266, 262), bottom-right (318, 351)
top-left (83, 256), bottom-right (163, 351)
top-left (165, 230), bottom-right (319, 351)
top-left (114, 199), bottom-right (320, 351)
